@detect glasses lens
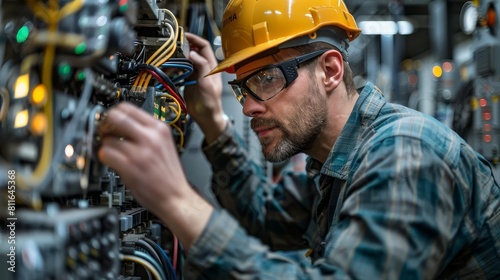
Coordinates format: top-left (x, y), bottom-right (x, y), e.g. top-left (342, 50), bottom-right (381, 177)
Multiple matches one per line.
top-left (229, 83), bottom-right (246, 105)
top-left (245, 67), bottom-right (286, 101)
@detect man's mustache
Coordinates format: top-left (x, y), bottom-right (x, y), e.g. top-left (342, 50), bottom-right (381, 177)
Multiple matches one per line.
top-left (250, 118), bottom-right (281, 130)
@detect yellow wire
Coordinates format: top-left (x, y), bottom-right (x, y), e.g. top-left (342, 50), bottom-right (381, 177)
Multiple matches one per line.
top-left (153, 40), bottom-right (177, 67)
top-left (134, 9), bottom-right (180, 92)
top-left (18, 0), bottom-right (83, 191)
top-left (166, 95), bottom-right (181, 124)
top-left (147, 25), bottom-right (175, 65)
top-left (158, 94), bottom-right (181, 124)
top-left (141, 47), bottom-right (176, 90)
top-left (168, 105), bottom-right (181, 123)
top-left (171, 122), bottom-right (185, 151)
top-left (120, 255), bottom-right (161, 280)
top-left (152, 10), bottom-right (179, 66)
top-left (138, 25), bottom-right (177, 91)
top-left (132, 22), bottom-right (176, 90)
top-left (158, 93), bottom-right (184, 150)
top-left (32, 31), bottom-right (85, 49)
top-left (132, 33), bottom-right (173, 90)
top-left (18, 4), bottom-right (57, 189)
top-left (27, 0), bottom-right (50, 22)
top-left (58, 0), bottom-right (84, 19)
top-left (150, 40), bottom-right (175, 68)
top-left (20, 54), bottom-right (39, 73)
top-left (0, 87), bottom-right (9, 121)
top-left (141, 23), bottom-right (179, 90)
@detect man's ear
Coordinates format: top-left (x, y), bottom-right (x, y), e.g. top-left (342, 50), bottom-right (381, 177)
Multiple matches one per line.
top-left (321, 50), bottom-right (344, 91)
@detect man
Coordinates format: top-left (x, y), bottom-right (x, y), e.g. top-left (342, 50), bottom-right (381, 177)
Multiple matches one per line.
top-left (98, 0), bottom-right (500, 278)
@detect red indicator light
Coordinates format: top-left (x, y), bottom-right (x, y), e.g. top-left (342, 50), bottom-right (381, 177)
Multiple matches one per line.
top-left (480, 98), bottom-right (488, 107)
top-left (485, 124), bottom-right (491, 132)
top-left (443, 62), bottom-right (453, 72)
top-left (487, 6), bottom-right (497, 28)
top-left (484, 112), bottom-right (492, 121)
top-left (408, 74), bottom-right (418, 86)
top-left (484, 134), bottom-right (492, 143)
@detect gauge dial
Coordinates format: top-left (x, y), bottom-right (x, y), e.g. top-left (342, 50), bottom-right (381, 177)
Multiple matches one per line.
top-left (460, 1), bottom-right (479, 35)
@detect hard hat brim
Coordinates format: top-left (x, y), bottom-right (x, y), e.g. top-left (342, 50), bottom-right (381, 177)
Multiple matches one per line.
top-left (206, 39), bottom-right (287, 76)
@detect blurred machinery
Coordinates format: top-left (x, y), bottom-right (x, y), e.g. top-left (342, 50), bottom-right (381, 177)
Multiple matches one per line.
top-left (0, 0), bottom-right (195, 279)
top-left (432, 59), bottom-right (460, 128)
top-left (459, 0), bottom-right (500, 164)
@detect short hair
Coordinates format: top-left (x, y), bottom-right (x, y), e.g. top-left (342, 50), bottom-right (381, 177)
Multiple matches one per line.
top-left (292, 42), bottom-right (357, 97)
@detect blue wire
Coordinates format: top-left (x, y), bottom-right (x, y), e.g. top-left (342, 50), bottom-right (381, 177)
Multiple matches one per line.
top-left (182, 80), bottom-right (197, 86)
top-left (161, 63), bottom-right (194, 83)
top-left (161, 63), bottom-right (193, 70)
top-left (154, 63), bottom-right (196, 89)
top-left (133, 250), bottom-right (168, 280)
top-left (152, 242), bottom-right (176, 280)
top-left (156, 79), bottom-right (196, 89)
top-left (172, 71), bottom-right (193, 83)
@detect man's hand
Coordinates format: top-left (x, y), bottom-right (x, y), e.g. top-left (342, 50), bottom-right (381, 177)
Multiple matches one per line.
top-left (184, 32), bottom-right (227, 143)
top-left (97, 102), bottom-right (213, 251)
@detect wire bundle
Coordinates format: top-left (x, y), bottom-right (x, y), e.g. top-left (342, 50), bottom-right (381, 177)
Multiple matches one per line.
top-left (131, 9), bottom-right (180, 93)
top-left (121, 237), bottom-right (177, 280)
top-left (128, 9), bottom-right (193, 152)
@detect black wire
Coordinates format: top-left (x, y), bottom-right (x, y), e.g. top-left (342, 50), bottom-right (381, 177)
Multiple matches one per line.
top-left (136, 64), bottom-right (183, 102)
top-left (143, 237), bottom-right (168, 272)
top-left (136, 239), bottom-right (163, 268)
top-left (135, 46), bottom-right (147, 63)
top-left (166, 58), bottom-right (193, 65)
top-left (143, 237), bottom-right (173, 279)
top-left (133, 41), bottom-right (146, 62)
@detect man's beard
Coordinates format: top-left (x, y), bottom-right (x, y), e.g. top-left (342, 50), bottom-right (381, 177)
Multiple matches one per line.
top-left (251, 85), bottom-right (328, 162)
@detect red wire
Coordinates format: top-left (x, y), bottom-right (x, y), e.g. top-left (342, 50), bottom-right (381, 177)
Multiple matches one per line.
top-left (173, 234), bottom-right (178, 271)
top-left (143, 69), bottom-right (188, 113)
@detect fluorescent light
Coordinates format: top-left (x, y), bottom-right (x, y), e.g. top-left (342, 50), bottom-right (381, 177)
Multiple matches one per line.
top-left (358, 20), bottom-right (414, 35)
top-left (398, 21), bottom-right (414, 35)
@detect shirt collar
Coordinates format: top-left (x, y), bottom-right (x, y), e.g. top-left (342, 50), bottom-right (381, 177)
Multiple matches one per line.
top-left (307, 82), bottom-right (386, 179)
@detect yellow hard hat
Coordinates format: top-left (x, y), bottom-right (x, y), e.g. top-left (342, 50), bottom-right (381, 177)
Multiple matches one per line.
top-left (207, 0), bottom-right (361, 75)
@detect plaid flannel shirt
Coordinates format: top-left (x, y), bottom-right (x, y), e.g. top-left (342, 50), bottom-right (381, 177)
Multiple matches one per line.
top-left (185, 82), bottom-right (500, 279)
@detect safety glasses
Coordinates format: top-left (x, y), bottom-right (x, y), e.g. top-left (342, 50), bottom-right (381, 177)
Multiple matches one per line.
top-left (228, 49), bottom-right (328, 105)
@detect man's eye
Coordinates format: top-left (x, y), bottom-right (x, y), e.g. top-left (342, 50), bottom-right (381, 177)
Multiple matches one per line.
top-left (262, 75), bottom-right (276, 84)
top-left (257, 69), bottom-right (281, 84)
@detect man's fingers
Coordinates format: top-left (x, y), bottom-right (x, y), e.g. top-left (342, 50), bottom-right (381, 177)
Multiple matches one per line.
top-left (186, 32), bottom-right (218, 67)
top-left (188, 50), bottom-right (212, 75)
top-left (99, 102), bottom-right (155, 140)
top-left (114, 102), bottom-right (156, 126)
top-left (98, 138), bottom-right (134, 171)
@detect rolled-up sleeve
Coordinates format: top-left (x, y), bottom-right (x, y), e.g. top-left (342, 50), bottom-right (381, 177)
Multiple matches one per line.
top-left (202, 123), bottom-right (318, 251)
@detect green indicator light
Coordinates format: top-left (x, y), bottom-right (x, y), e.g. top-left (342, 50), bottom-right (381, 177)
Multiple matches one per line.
top-left (59, 64), bottom-right (71, 77)
top-left (76, 71), bottom-right (86, 81)
top-left (119, 4), bottom-right (128, 13)
top-left (16, 26), bottom-right (30, 43)
top-left (75, 43), bottom-right (87, 55)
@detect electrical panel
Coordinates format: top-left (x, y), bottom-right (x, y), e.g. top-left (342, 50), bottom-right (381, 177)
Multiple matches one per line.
top-left (0, 0), bottom-right (206, 278)
top-left (1, 207), bottom-right (120, 280)
top-left (461, 0), bottom-right (500, 164)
